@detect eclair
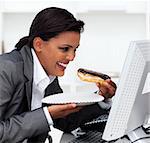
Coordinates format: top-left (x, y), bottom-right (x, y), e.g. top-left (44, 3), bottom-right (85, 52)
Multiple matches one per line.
top-left (77, 68), bottom-right (116, 88)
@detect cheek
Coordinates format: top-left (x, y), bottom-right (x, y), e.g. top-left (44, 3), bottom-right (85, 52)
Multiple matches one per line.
top-left (45, 50), bottom-right (56, 61)
top-left (47, 54), bottom-right (59, 69)
top-left (42, 53), bottom-right (55, 68)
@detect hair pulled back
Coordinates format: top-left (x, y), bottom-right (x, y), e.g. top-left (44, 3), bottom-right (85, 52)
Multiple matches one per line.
top-left (15, 7), bottom-right (84, 49)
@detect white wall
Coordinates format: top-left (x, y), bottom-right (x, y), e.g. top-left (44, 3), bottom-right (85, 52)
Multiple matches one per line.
top-left (76, 11), bottom-right (146, 73)
top-left (2, 11), bottom-right (147, 86)
top-left (3, 13), bottom-right (36, 52)
top-left (60, 11), bottom-right (147, 86)
top-left (1, 1), bottom-right (149, 93)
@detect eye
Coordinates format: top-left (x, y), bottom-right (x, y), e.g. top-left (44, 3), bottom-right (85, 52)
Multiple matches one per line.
top-left (59, 47), bottom-right (69, 52)
top-left (74, 48), bottom-right (77, 52)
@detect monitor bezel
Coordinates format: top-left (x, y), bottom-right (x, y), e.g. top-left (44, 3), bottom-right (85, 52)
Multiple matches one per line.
top-left (102, 40), bottom-right (150, 141)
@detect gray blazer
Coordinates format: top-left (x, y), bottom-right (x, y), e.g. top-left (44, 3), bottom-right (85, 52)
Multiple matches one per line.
top-left (0, 45), bottom-right (107, 143)
top-left (0, 46), bottom-right (51, 142)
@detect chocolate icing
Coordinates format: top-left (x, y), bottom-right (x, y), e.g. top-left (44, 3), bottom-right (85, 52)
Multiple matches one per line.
top-left (78, 68), bottom-right (110, 80)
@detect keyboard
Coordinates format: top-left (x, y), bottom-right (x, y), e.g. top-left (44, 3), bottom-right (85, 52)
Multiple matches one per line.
top-left (68, 130), bottom-right (105, 143)
top-left (69, 114), bottom-right (110, 143)
top-left (80, 114), bottom-right (108, 132)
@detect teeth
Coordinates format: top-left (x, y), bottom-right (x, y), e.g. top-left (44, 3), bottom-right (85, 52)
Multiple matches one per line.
top-left (58, 62), bottom-right (67, 68)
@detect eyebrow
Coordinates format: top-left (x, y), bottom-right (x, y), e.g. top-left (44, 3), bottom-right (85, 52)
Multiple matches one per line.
top-left (61, 44), bottom-right (80, 48)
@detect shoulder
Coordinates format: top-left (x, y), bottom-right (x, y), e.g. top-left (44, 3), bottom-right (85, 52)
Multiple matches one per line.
top-left (0, 50), bottom-right (25, 84)
top-left (0, 49), bottom-right (22, 62)
top-left (0, 49), bottom-right (23, 71)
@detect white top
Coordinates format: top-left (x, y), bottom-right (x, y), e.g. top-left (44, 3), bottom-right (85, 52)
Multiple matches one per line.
top-left (31, 49), bottom-right (56, 127)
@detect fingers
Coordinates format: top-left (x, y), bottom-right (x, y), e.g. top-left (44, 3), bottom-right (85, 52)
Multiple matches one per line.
top-left (58, 103), bottom-right (77, 110)
top-left (48, 103), bottom-right (76, 112)
top-left (105, 80), bottom-right (116, 96)
top-left (62, 106), bottom-right (82, 117)
top-left (96, 79), bottom-right (117, 99)
top-left (48, 104), bottom-right (82, 119)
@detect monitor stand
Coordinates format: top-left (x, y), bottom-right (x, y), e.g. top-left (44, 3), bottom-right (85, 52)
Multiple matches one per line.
top-left (127, 127), bottom-right (150, 143)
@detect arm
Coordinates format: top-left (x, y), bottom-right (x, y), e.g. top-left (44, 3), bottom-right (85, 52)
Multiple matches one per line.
top-left (46, 78), bottom-right (110, 132)
top-left (0, 62), bottom-right (49, 142)
top-left (53, 103), bottom-right (109, 132)
top-left (0, 109), bottom-right (49, 142)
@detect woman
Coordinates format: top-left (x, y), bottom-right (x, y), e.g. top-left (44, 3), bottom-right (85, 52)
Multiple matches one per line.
top-left (0, 7), bottom-right (116, 143)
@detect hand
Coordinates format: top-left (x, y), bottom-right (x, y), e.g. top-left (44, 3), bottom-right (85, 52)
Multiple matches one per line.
top-left (47, 104), bottom-right (82, 119)
top-left (96, 79), bottom-right (117, 99)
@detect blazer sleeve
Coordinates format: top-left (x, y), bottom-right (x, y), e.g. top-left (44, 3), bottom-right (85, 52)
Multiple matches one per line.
top-left (0, 109), bottom-right (50, 142)
top-left (0, 62), bottom-right (49, 142)
top-left (53, 103), bottom-right (109, 132)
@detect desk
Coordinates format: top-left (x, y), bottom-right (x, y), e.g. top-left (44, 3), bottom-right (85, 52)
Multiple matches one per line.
top-left (60, 132), bottom-right (150, 143)
top-left (60, 132), bottom-right (131, 143)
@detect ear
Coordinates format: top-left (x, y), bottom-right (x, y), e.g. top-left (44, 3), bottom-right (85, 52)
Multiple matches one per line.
top-left (33, 37), bottom-right (44, 52)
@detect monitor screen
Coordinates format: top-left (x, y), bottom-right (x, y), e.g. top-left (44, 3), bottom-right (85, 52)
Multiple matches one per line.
top-left (102, 40), bottom-right (150, 141)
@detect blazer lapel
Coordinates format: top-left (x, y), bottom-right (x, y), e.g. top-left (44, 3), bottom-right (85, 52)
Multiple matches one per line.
top-left (25, 81), bottom-right (32, 110)
top-left (44, 77), bottom-right (63, 97)
top-left (20, 46), bottom-right (33, 110)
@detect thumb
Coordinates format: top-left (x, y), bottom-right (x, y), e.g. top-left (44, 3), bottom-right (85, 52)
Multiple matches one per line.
top-left (59, 103), bottom-right (77, 111)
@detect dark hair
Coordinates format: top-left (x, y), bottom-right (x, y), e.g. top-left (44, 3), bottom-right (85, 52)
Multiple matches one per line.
top-left (15, 7), bottom-right (85, 50)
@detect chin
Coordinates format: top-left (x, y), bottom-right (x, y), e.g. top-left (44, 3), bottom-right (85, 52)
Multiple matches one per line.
top-left (57, 72), bottom-right (65, 76)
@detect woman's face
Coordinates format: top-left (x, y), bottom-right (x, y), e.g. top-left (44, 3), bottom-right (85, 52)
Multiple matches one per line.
top-left (34, 31), bottom-right (80, 76)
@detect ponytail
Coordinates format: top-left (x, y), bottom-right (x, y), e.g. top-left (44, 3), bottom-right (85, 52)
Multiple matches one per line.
top-left (15, 36), bottom-right (29, 50)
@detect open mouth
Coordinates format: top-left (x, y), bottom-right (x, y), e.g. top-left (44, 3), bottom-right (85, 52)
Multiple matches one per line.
top-left (57, 62), bottom-right (68, 70)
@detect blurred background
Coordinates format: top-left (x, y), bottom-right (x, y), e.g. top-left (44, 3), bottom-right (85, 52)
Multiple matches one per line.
top-left (0, 0), bottom-right (150, 91)
top-left (0, 0), bottom-right (150, 93)
top-left (0, 0), bottom-right (149, 142)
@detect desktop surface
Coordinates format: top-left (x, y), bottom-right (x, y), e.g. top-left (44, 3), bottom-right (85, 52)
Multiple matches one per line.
top-left (60, 113), bottom-right (131, 143)
top-left (60, 131), bottom-right (131, 143)
top-left (60, 129), bottom-right (150, 143)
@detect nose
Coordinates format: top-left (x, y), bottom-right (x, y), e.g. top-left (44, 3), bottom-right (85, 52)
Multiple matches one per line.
top-left (66, 52), bottom-right (75, 61)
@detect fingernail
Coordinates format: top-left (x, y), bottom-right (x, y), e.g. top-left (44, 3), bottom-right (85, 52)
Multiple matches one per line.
top-left (71, 103), bottom-right (77, 108)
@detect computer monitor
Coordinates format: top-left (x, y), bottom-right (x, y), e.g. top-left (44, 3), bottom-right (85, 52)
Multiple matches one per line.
top-left (102, 40), bottom-right (150, 141)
